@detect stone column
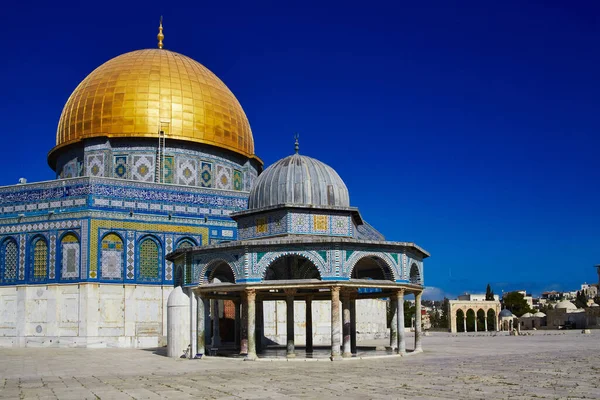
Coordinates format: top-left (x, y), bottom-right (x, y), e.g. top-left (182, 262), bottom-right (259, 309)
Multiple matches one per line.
top-left (389, 297), bottom-right (398, 351)
top-left (463, 317), bottom-right (467, 333)
top-left (474, 313), bottom-right (478, 332)
top-left (234, 299), bottom-right (241, 349)
top-left (484, 315), bottom-right (488, 332)
top-left (305, 295), bottom-right (313, 354)
top-left (256, 299), bottom-right (264, 354)
top-left (414, 291), bottom-right (423, 352)
top-left (396, 289), bottom-right (405, 355)
top-left (350, 294), bottom-right (357, 355)
top-left (342, 292), bottom-right (352, 357)
top-left (285, 289), bottom-right (296, 358)
top-left (246, 289), bottom-right (257, 360)
top-left (240, 293), bottom-right (248, 355)
top-left (330, 286), bottom-right (342, 361)
top-left (189, 289), bottom-right (197, 358)
top-left (211, 299), bottom-right (221, 346)
top-left (196, 293), bottom-right (205, 356)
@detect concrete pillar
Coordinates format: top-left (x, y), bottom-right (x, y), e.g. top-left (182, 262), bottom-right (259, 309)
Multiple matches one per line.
top-left (305, 295), bottom-right (313, 354)
top-left (285, 289), bottom-right (296, 358)
top-left (240, 293), bottom-right (248, 354)
top-left (389, 297), bottom-right (398, 350)
top-left (234, 299), bottom-right (241, 348)
top-left (246, 289), bottom-right (257, 360)
top-left (396, 289), bottom-right (405, 355)
top-left (342, 292), bottom-right (352, 357)
top-left (256, 299), bottom-right (264, 354)
top-left (196, 293), bottom-right (205, 355)
top-left (414, 291), bottom-right (422, 352)
top-left (167, 286), bottom-right (190, 358)
top-left (350, 295), bottom-right (357, 355)
top-left (330, 286), bottom-right (342, 361)
top-left (211, 299), bottom-right (221, 346)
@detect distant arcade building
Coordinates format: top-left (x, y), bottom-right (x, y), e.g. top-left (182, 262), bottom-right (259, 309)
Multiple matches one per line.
top-left (448, 295), bottom-right (501, 333)
top-left (167, 145), bottom-right (429, 359)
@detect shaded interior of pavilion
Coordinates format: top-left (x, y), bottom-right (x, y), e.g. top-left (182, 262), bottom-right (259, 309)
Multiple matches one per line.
top-left (455, 309), bottom-right (498, 333)
top-left (192, 254), bottom-right (424, 360)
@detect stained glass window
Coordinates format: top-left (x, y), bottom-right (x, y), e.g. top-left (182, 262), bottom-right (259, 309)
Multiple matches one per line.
top-left (139, 238), bottom-right (159, 280)
top-left (33, 239), bottom-right (48, 279)
top-left (101, 233), bottom-right (123, 280)
top-left (2, 239), bottom-right (18, 282)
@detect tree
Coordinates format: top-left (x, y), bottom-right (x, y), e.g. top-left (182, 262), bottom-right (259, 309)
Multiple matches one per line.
top-left (574, 290), bottom-right (588, 309)
top-left (439, 297), bottom-right (450, 329)
top-left (485, 284), bottom-right (495, 301)
top-left (502, 291), bottom-right (532, 317)
top-left (404, 300), bottom-right (415, 328)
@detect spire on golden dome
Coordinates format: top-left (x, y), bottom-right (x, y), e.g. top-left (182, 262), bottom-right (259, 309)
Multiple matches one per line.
top-left (157, 17), bottom-right (164, 49)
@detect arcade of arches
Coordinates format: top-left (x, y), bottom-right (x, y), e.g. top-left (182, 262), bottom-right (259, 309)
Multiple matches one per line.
top-left (448, 300), bottom-right (502, 333)
top-left (179, 254), bottom-right (424, 360)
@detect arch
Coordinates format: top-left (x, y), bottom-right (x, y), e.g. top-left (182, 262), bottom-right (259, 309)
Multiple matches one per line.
top-left (0, 237), bottom-right (18, 283)
top-left (263, 255), bottom-right (321, 281)
top-left (409, 263), bottom-right (422, 285)
top-left (206, 259), bottom-right (236, 283)
top-left (137, 235), bottom-right (162, 283)
top-left (476, 309), bottom-right (486, 331)
top-left (100, 232), bottom-right (125, 281)
top-left (349, 255), bottom-right (395, 281)
top-left (59, 232), bottom-right (80, 280)
top-left (30, 235), bottom-right (48, 282)
top-left (345, 251), bottom-right (399, 281)
top-left (465, 309), bottom-right (476, 332)
top-left (487, 309), bottom-right (496, 331)
top-left (456, 309), bottom-right (465, 333)
top-left (198, 253), bottom-right (240, 285)
top-left (255, 251), bottom-right (327, 280)
top-left (176, 237), bottom-right (197, 249)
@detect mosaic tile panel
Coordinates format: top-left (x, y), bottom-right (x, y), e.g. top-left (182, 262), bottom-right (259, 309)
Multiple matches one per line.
top-left (114, 155), bottom-right (128, 179)
top-left (62, 159), bottom-right (78, 179)
top-left (256, 217), bottom-right (267, 234)
top-left (165, 236), bottom-right (173, 281)
top-left (215, 165), bottom-right (232, 190)
top-left (126, 231), bottom-right (135, 279)
top-left (163, 156), bottom-right (174, 184)
top-left (177, 158), bottom-right (198, 186)
top-left (290, 213), bottom-right (310, 233)
top-left (2, 240), bottom-right (17, 281)
top-left (313, 215), bottom-right (328, 232)
top-left (233, 169), bottom-right (242, 191)
top-left (200, 162), bottom-right (212, 188)
top-left (85, 154), bottom-right (105, 177)
top-left (331, 215), bottom-right (351, 236)
top-left (61, 234), bottom-right (79, 279)
top-left (49, 234), bottom-right (56, 279)
top-left (132, 155), bottom-right (155, 182)
top-left (80, 219), bottom-right (88, 279)
top-left (101, 233), bottom-right (124, 280)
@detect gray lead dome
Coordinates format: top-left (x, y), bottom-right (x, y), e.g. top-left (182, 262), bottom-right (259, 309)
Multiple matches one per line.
top-left (248, 153), bottom-right (350, 210)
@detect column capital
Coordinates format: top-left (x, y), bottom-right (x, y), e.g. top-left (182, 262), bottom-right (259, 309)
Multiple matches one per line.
top-left (284, 288), bottom-right (297, 296)
top-left (246, 288), bottom-right (256, 301)
top-left (331, 286), bottom-right (341, 294)
top-left (396, 288), bottom-right (405, 297)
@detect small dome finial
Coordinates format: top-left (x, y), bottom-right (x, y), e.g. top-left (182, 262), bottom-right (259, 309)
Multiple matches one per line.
top-left (157, 16), bottom-right (165, 49)
top-left (294, 133), bottom-right (299, 154)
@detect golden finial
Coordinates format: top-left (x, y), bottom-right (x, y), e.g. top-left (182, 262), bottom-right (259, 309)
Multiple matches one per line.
top-left (157, 16), bottom-right (164, 49)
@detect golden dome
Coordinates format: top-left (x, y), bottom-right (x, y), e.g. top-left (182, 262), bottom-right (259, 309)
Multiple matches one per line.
top-left (51, 49), bottom-right (257, 162)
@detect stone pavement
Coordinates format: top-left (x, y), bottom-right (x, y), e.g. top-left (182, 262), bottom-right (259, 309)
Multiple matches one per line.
top-left (1, 331), bottom-right (599, 399)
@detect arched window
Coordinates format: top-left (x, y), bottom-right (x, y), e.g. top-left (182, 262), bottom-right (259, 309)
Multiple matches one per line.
top-left (410, 263), bottom-right (421, 285)
top-left (100, 233), bottom-right (124, 280)
top-left (31, 237), bottom-right (48, 281)
top-left (1, 238), bottom-right (18, 283)
top-left (138, 237), bottom-right (161, 282)
top-left (60, 233), bottom-right (80, 279)
top-left (176, 239), bottom-right (195, 250)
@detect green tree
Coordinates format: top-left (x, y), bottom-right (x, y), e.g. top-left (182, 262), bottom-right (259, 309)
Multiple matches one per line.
top-left (439, 297), bottom-right (450, 329)
top-left (502, 291), bottom-right (532, 317)
top-left (485, 284), bottom-right (495, 301)
top-left (574, 290), bottom-right (588, 309)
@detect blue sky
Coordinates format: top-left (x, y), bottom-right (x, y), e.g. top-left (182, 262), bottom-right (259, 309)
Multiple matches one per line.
top-left (2, 1), bottom-right (599, 299)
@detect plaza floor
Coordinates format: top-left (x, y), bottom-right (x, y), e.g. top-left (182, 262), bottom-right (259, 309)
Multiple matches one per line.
top-left (1, 330), bottom-right (598, 399)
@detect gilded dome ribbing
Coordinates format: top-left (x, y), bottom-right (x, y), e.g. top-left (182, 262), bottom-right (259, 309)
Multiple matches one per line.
top-left (51, 49), bottom-right (256, 160)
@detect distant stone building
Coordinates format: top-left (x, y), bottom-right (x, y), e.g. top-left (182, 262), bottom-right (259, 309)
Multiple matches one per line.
top-left (448, 296), bottom-right (501, 333)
